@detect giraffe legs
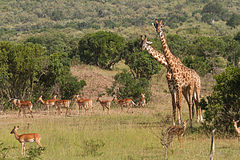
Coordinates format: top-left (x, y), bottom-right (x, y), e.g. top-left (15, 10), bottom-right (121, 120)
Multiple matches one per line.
top-left (170, 89), bottom-right (177, 125)
top-left (166, 75), bottom-right (177, 126)
top-left (176, 87), bottom-right (183, 125)
top-left (188, 86), bottom-right (194, 128)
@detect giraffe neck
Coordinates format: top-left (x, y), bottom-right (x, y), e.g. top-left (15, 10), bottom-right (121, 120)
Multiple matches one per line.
top-left (144, 44), bottom-right (168, 68)
top-left (159, 31), bottom-right (176, 67)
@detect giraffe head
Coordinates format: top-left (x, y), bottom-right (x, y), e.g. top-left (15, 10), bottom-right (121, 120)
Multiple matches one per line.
top-left (140, 35), bottom-right (152, 51)
top-left (152, 19), bottom-right (163, 34)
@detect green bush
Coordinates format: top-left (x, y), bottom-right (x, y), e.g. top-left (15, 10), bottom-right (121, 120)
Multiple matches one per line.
top-left (106, 70), bottom-right (151, 103)
top-left (203, 67), bottom-right (240, 134)
top-left (227, 13), bottom-right (240, 28)
top-left (82, 139), bottom-right (105, 157)
top-left (124, 38), bottom-right (161, 80)
top-left (78, 31), bottom-right (126, 70)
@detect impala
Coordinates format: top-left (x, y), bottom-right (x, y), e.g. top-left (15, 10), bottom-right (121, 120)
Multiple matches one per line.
top-left (37, 95), bottom-right (56, 113)
top-left (139, 93), bottom-right (146, 108)
top-left (233, 120), bottom-right (240, 138)
top-left (74, 95), bottom-right (93, 113)
top-left (113, 96), bottom-right (136, 112)
top-left (53, 95), bottom-right (71, 116)
top-left (166, 121), bottom-right (187, 147)
top-left (11, 99), bottom-right (33, 118)
top-left (10, 126), bottom-right (43, 156)
top-left (96, 97), bottom-right (112, 113)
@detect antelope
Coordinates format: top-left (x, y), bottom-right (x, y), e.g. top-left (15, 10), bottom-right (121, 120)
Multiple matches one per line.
top-left (53, 95), bottom-right (71, 116)
top-left (11, 99), bottom-right (33, 118)
top-left (113, 96), bottom-right (136, 112)
top-left (233, 120), bottom-right (240, 138)
top-left (10, 126), bottom-right (43, 156)
top-left (139, 93), bottom-right (146, 107)
top-left (96, 97), bottom-right (112, 113)
top-left (37, 95), bottom-right (56, 113)
top-left (74, 95), bottom-right (93, 113)
top-left (166, 121), bottom-right (187, 147)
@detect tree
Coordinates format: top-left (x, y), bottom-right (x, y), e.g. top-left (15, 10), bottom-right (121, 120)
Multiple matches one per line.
top-left (124, 38), bottom-right (161, 80)
top-left (78, 31), bottom-right (126, 70)
top-left (234, 31), bottom-right (240, 42)
top-left (204, 67), bottom-right (240, 133)
top-left (0, 41), bottom-right (47, 100)
top-left (0, 41), bottom-right (85, 107)
top-left (58, 75), bottom-right (86, 99)
top-left (226, 13), bottom-right (240, 28)
top-left (106, 70), bottom-right (151, 103)
top-left (201, 2), bottom-right (227, 24)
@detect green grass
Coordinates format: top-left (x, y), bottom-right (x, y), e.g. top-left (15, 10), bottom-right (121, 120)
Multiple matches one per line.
top-left (0, 108), bottom-right (240, 160)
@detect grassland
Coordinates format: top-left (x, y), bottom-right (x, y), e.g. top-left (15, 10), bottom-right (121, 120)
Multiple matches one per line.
top-left (0, 64), bottom-right (239, 160)
top-left (1, 107), bottom-right (240, 160)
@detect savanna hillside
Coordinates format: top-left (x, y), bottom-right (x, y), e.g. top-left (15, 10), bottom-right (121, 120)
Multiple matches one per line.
top-left (1, 0), bottom-right (240, 159)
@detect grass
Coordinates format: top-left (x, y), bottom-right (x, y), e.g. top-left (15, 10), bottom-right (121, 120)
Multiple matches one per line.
top-left (0, 64), bottom-right (238, 159)
top-left (0, 107), bottom-right (240, 160)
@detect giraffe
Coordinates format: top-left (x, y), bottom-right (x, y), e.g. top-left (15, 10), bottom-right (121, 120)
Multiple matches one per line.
top-left (140, 35), bottom-right (177, 124)
top-left (152, 19), bottom-right (202, 127)
top-left (140, 35), bottom-right (202, 126)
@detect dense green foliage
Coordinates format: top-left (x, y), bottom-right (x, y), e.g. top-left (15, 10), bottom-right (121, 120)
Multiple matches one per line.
top-left (124, 38), bottom-right (161, 80)
top-left (0, 41), bottom-right (85, 107)
top-left (106, 70), bottom-right (151, 103)
top-left (204, 67), bottom-right (240, 134)
top-left (78, 31), bottom-right (125, 70)
top-left (0, 0), bottom-right (239, 41)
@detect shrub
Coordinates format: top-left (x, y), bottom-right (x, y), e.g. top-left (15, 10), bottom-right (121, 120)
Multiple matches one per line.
top-left (106, 70), bottom-right (151, 103)
top-left (82, 139), bottom-right (105, 157)
top-left (203, 67), bottom-right (240, 134)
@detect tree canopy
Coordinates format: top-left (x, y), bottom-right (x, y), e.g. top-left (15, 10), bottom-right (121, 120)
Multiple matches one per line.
top-left (78, 31), bottom-right (126, 70)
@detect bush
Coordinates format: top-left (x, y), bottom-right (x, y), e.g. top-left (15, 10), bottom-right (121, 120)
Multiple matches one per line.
top-left (203, 67), bottom-right (240, 134)
top-left (106, 70), bottom-right (151, 103)
top-left (78, 31), bottom-right (126, 70)
top-left (124, 38), bottom-right (161, 80)
top-left (82, 139), bottom-right (105, 157)
top-left (227, 13), bottom-right (240, 28)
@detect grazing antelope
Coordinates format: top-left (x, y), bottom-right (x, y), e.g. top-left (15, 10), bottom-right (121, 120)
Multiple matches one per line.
top-left (53, 95), bottom-right (71, 116)
top-left (96, 97), bottom-right (112, 113)
top-left (233, 120), bottom-right (240, 138)
top-left (11, 99), bottom-right (33, 118)
top-left (166, 121), bottom-right (187, 147)
top-left (74, 95), bottom-right (93, 113)
top-left (37, 95), bottom-right (56, 113)
top-left (113, 96), bottom-right (136, 112)
top-left (10, 126), bottom-right (43, 156)
top-left (139, 93), bottom-right (146, 107)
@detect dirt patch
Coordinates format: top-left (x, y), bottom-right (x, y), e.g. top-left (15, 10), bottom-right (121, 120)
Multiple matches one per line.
top-left (71, 65), bottom-right (114, 99)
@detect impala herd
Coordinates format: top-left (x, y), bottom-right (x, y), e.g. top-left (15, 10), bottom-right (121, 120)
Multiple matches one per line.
top-left (9, 94), bottom-right (147, 118)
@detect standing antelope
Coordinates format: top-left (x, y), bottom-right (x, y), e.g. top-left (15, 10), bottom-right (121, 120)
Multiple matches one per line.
top-left (53, 95), bottom-right (71, 116)
top-left (233, 120), bottom-right (240, 138)
top-left (74, 95), bottom-right (93, 114)
top-left (139, 93), bottom-right (146, 108)
top-left (96, 97), bottom-right (112, 113)
top-left (37, 95), bottom-right (56, 114)
top-left (10, 126), bottom-right (43, 156)
top-left (113, 96), bottom-right (136, 112)
top-left (11, 99), bottom-right (33, 118)
top-left (166, 121), bottom-right (187, 147)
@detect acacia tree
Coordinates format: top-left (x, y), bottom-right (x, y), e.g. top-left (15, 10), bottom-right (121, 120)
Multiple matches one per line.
top-left (78, 31), bottom-right (126, 70)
